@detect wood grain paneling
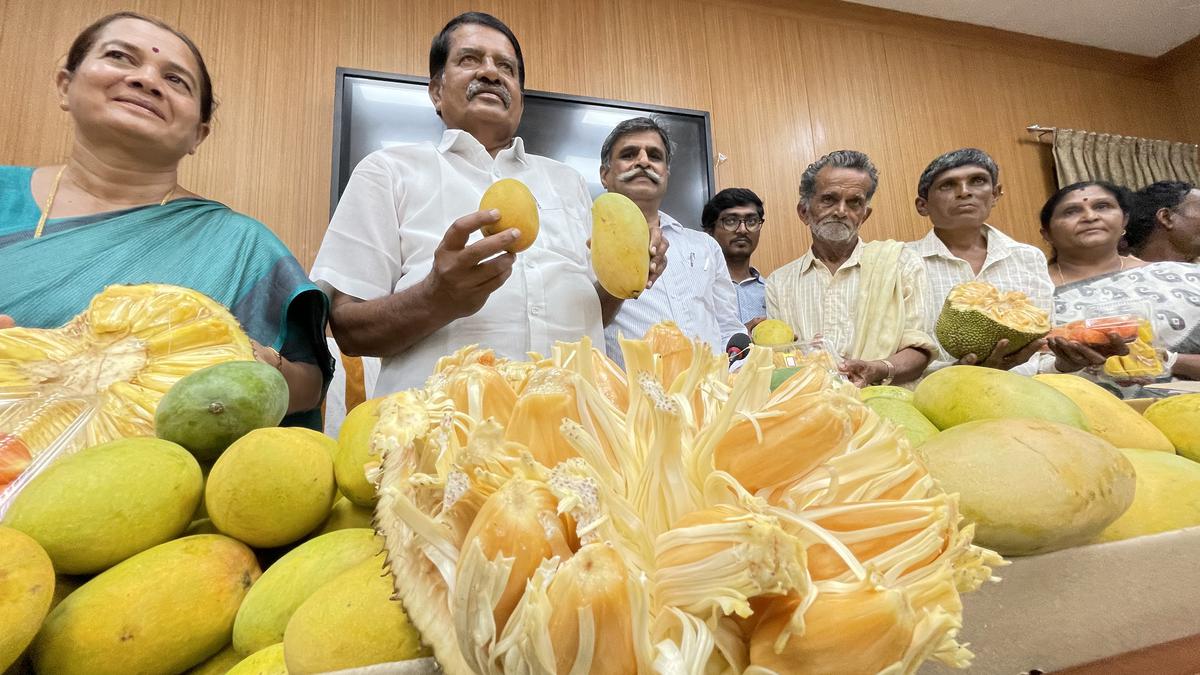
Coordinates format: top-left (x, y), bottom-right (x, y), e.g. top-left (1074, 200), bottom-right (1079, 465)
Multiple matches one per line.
top-left (0, 0), bottom-right (1192, 276)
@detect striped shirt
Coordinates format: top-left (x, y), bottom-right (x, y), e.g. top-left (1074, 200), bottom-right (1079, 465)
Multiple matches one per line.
top-left (765, 239), bottom-right (934, 357)
top-left (907, 225), bottom-right (1054, 376)
top-left (733, 268), bottom-right (767, 324)
top-left (605, 212), bottom-right (743, 364)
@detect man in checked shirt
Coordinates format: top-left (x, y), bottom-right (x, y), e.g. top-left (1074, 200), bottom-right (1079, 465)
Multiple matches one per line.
top-left (599, 116), bottom-right (744, 366)
top-left (907, 148), bottom-right (1055, 375)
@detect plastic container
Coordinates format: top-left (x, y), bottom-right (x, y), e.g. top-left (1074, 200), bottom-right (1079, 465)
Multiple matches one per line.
top-left (0, 387), bottom-right (97, 520)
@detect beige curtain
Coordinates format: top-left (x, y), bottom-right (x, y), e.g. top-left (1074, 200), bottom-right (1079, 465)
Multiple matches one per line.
top-left (1052, 129), bottom-right (1200, 189)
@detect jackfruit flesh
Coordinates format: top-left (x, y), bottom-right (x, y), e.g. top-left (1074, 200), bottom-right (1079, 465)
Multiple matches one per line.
top-left (0, 284), bottom-right (253, 457)
top-left (935, 281), bottom-right (1049, 360)
top-left (371, 323), bottom-right (1002, 675)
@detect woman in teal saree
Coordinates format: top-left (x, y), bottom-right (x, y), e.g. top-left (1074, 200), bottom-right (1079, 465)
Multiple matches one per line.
top-left (0, 12), bottom-right (331, 428)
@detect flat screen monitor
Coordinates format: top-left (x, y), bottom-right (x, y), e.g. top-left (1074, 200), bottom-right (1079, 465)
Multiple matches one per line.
top-left (330, 67), bottom-right (716, 229)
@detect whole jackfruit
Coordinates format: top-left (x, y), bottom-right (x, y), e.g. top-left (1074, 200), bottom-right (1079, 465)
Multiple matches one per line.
top-left (935, 280), bottom-right (1049, 360)
top-left (371, 326), bottom-right (1002, 675)
top-left (0, 284), bottom-right (253, 458)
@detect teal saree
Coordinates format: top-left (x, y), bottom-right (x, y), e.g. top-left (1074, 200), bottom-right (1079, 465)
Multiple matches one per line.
top-left (0, 166), bottom-right (333, 429)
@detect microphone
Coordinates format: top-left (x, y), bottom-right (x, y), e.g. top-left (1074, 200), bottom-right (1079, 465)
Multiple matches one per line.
top-left (726, 333), bottom-right (752, 363)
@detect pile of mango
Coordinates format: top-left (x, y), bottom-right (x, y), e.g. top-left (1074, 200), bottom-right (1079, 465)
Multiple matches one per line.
top-left (0, 362), bottom-right (428, 674)
top-left (862, 367), bottom-right (1200, 556)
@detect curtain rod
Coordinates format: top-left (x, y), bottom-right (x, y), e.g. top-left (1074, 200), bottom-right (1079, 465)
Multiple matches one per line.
top-left (1026, 124), bottom-right (1055, 143)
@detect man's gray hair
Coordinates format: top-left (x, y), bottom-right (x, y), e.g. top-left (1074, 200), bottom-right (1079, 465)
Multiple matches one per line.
top-left (600, 116), bottom-right (674, 170)
top-left (799, 150), bottom-right (879, 207)
top-left (917, 148), bottom-right (999, 199)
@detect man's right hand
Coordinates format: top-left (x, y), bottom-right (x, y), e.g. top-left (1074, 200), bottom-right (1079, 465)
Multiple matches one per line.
top-left (424, 209), bottom-right (519, 318)
top-left (956, 337), bottom-right (1046, 370)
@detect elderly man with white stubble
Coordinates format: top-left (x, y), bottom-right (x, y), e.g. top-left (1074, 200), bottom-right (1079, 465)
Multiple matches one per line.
top-left (310, 12), bottom-right (665, 395)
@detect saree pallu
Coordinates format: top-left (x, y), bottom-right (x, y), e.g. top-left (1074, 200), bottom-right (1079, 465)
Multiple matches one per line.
top-left (1, 198), bottom-right (333, 428)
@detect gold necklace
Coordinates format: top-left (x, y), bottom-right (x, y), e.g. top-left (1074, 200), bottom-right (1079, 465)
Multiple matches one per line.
top-left (33, 164), bottom-right (177, 239)
top-left (1053, 256), bottom-right (1125, 286)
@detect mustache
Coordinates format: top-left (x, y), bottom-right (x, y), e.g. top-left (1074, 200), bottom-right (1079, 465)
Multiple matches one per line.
top-left (617, 167), bottom-right (663, 184)
top-left (813, 218), bottom-right (854, 241)
top-left (467, 80), bottom-right (512, 107)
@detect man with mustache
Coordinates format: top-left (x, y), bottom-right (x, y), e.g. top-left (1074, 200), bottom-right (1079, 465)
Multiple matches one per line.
top-left (766, 150), bottom-right (934, 386)
top-left (599, 116), bottom-right (743, 364)
top-left (907, 148), bottom-right (1054, 375)
top-left (702, 188), bottom-right (769, 332)
top-left (310, 13), bottom-right (664, 395)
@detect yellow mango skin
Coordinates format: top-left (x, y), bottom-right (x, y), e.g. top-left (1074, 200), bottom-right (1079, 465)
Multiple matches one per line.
top-left (1144, 393), bottom-right (1200, 461)
top-left (918, 419), bottom-right (1135, 556)
top-left (315, 497), bottom-right (375, 535)
top-left (283, 554), bottom-right (430, 673)
top-left (479, 178), bottom-right (539, 252)
top-left (186, 644), bottom-right (243, 674)
top-left (233, 528), bottom-right (381, 655)
top-left (914, 365), bottom-right (1088, 431)
top-left (0, 527), bottom-right (54, 671)
top-left (31, 534), bottom-right (261, 675)
top-left (4, 437), bottom-right (202, 574)
top-left (1034, 374), bottom-right (1174, 452)
top-left (751, 318), bottom-right (795, 346)
top-left (1096, 449), bottom-right (1200, 542)
top-left (227, 643), bottom-right (287, 675)
top-left (864, 397), bottom-right (939, 447)
top-left (206, 428), bottom-right (337, 548)
top-left (591, 192), bottom-right (650, 299)
top-left (335, 397), bottom-right (385, 506)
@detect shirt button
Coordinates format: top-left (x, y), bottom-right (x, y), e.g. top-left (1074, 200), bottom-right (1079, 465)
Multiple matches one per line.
top-left (531, 306), bottom-right (542, 316)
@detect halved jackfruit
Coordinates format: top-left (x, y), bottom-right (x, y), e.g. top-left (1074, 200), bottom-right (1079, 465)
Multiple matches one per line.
top-left (935, 280), bottom-right (1049, 360)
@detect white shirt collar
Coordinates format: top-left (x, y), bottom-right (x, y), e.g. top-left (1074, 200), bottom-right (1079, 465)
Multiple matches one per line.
top-left (436, 129), bottom-right (528, 166)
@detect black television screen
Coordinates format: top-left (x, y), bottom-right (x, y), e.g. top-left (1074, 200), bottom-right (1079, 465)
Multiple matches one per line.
top-left (330, 68), bottom-right (716, 230)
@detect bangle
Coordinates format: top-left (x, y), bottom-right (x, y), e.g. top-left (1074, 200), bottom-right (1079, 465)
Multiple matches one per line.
top-left (878, 359), bottom-right (895, 386)
top-left (265, 346), bottom-right (283, 370)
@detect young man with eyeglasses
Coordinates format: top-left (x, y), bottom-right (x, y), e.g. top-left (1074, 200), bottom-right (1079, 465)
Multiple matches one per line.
top-left (702, 188), bottom-right (768, 332)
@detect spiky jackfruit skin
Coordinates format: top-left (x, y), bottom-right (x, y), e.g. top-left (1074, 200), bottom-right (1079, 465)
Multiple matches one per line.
top-left (934, 281), bottom-right (1049, 360)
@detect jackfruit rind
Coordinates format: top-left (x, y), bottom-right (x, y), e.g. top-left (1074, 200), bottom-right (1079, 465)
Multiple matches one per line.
top-left (0, 284), bottom-right (254, 458)
top-left (935, 281), bottom-right (1049, 360)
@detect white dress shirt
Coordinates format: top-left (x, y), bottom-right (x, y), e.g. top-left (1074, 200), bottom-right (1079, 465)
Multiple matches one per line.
top-left (605, 212), bottom-right (743, 364)
top-left (311, 129), bottom-right (603, 395)
top-left (907, 225), bottom-right (1054, 376)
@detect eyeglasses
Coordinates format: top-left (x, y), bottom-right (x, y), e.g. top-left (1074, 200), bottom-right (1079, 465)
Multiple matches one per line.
top-left (717, 215), bottom-right (764, 231)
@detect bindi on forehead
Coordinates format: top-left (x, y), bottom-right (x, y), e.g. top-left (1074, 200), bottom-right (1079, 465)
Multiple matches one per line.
top-left (152, 47), bottom-right (159, 53)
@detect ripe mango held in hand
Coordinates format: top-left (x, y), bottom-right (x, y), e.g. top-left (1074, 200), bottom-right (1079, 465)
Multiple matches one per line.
top-left (591, 192), bottom-right (650, 299)
top-left (479, 178), bottom-right (539, 253)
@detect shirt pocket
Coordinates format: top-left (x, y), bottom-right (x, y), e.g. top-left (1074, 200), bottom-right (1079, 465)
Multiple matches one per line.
top-left (535, 191), bottom-right (590, 267)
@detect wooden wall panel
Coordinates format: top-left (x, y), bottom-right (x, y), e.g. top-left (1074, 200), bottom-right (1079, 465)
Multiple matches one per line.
top-left (0, 0), bottom-right (1193, 277)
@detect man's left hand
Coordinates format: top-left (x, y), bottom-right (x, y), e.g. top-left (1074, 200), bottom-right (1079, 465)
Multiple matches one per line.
top-left (957, 338), bottom-right (1047, 371)
top-left (839, 358), bottom-right (887, 388)
top-left (646, 222), bottom-right (668, 289)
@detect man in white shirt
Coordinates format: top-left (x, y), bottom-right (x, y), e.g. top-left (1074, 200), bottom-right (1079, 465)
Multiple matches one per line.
top-left (310, 13), bottom-right (663, 395)
top-left (766, 150), bottom-right (934, 387)
top-left (907, 148), bottom-right (1054, 376)
top-left (702, 188), bottom-right (769, 333)
top-left (599, 117), bottom-right (744, 364)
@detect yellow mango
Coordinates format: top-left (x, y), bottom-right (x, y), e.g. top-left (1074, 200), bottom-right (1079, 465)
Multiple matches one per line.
top-left (315, 496), bottom-right (375, 534)
top-left (335, 397), bottom-right (385, 506)
top-left (1144, 393), bottom-right (1200, 461)
top-left (206, 428), bottom-right (337, 548)
top-left (283, 554), bottom-right (430, 673)
top-left (1096, 449), bottom-right (1200, 542)
top-left (186, 644), bottom-right (244, 675)
top-left (233, 528), bottom-right (381, 655)
top-left (0, 527), bottom-right (54, 671)
top-left (228, 643), bottom-right (287, 675)
top-left (591, 192), bottom-right (649, 299)
top-left (1034, 374), bottom-right (1174, 452)
top-left (4, 436), bottom-right (202, 574)
top-left (751, 318), bottom-right (795, 346)
top-left (31, 535), bottom-right (261, 675)
top-left (479, 178), bottom-right (539, 252)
